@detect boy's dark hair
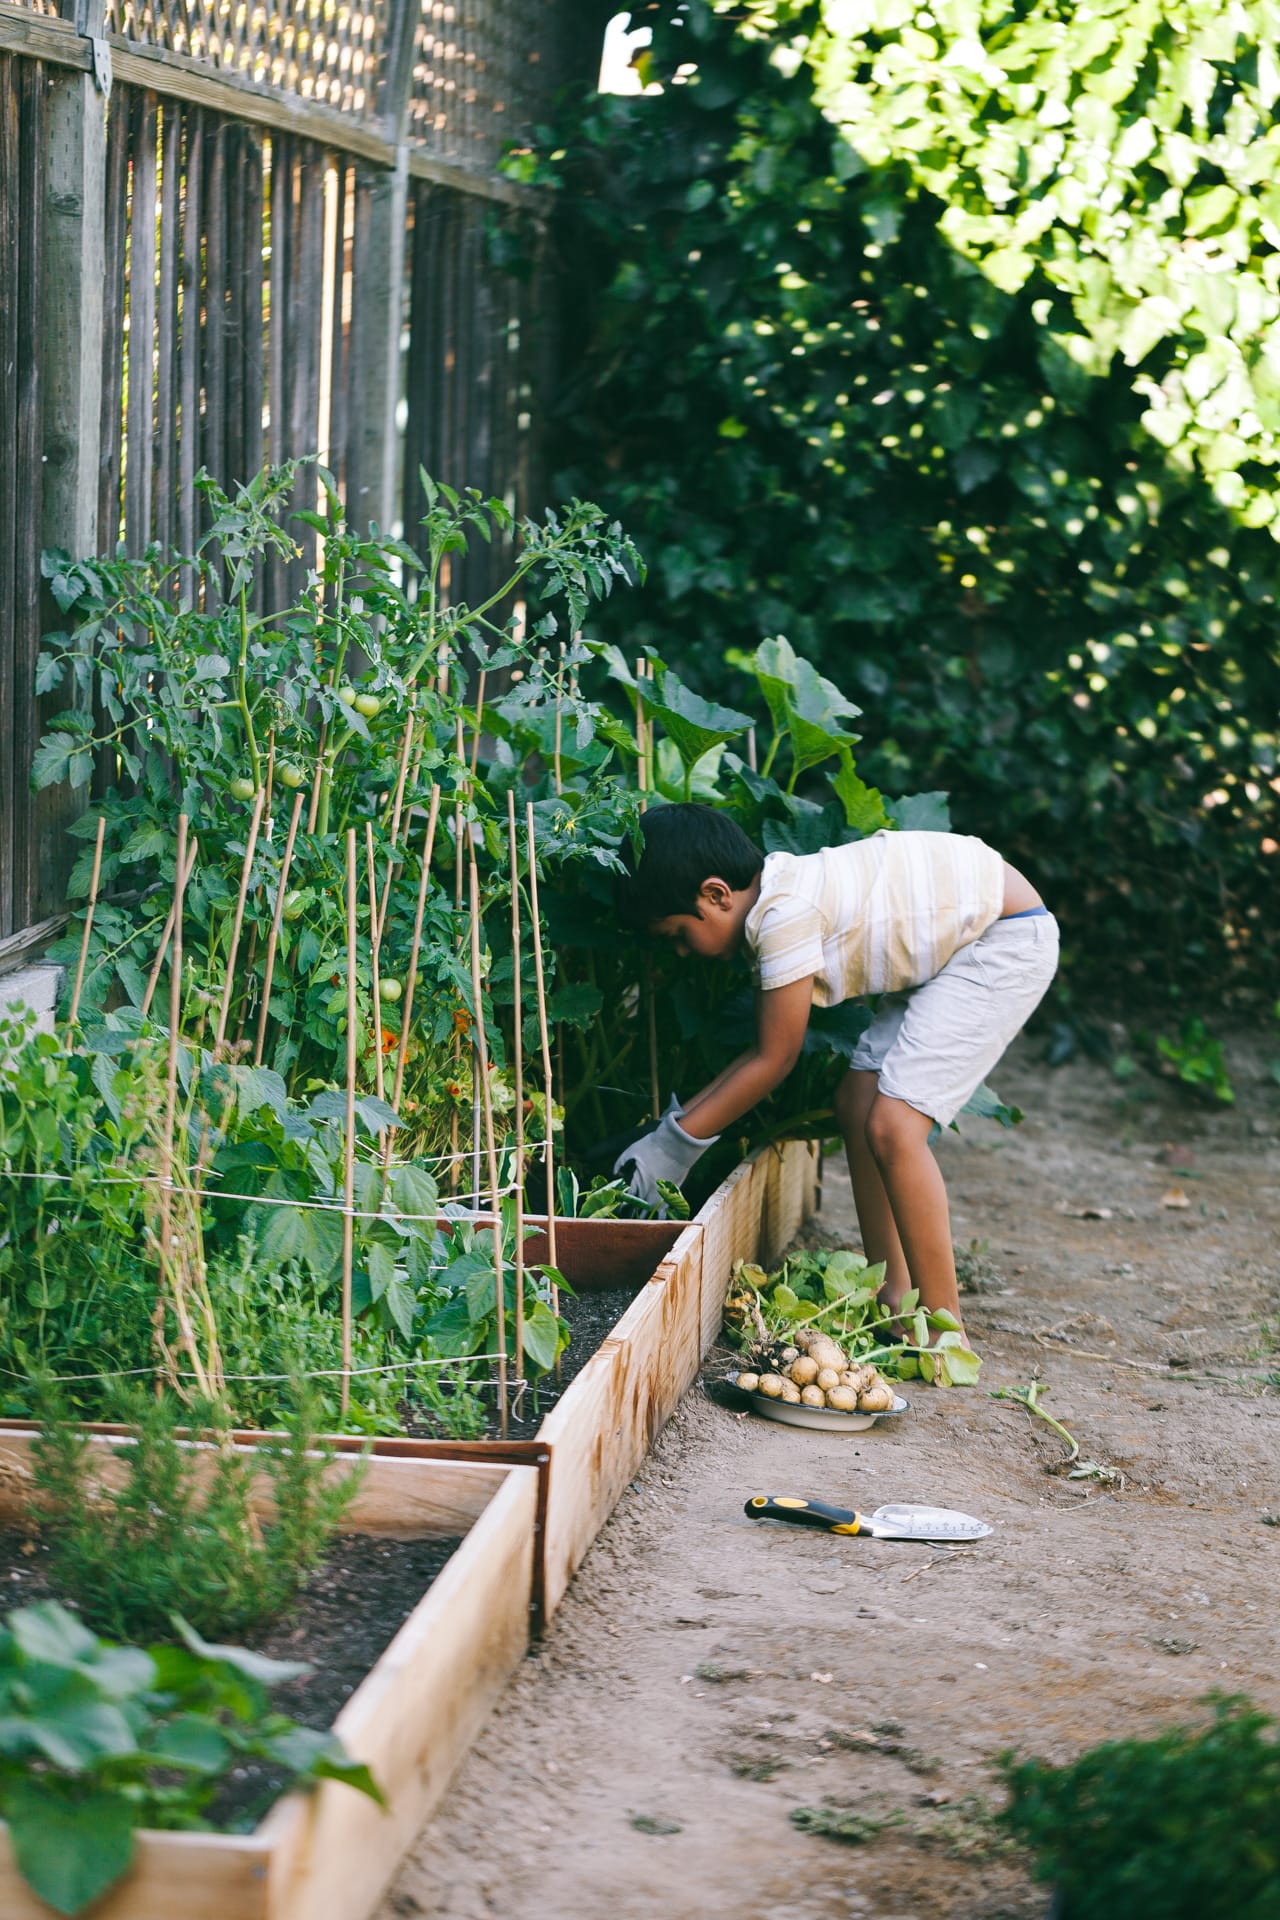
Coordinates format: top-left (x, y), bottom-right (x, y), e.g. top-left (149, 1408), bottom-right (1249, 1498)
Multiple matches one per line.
top-left (616, 803), bottom-right (764, 929)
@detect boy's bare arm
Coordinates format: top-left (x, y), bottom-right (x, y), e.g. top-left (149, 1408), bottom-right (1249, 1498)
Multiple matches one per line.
top-left (679, 976), bottom-right (815, 1139)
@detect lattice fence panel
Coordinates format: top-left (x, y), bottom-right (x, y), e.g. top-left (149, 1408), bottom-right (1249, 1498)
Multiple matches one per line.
top-left (104, 0), bottom-right (391, 122)
top-left (408, 0), bottom-right (564, 175)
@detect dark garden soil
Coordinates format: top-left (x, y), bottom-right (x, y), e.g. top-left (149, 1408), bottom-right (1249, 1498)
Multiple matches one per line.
top-left (0, 1524), bottom-right (459, 1828)
top-left (376, 1027), bottom-right (1280, 1920)
top-left (406, 1280), bottom-right (642, 1441)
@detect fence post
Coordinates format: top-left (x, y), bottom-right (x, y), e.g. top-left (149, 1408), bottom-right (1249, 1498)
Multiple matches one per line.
top-left (42, 1), bottom-right (105, 566)
top-left (345, 0), bottom-right (417, 535)
top-left (36, 0), bottom-right (107, 915)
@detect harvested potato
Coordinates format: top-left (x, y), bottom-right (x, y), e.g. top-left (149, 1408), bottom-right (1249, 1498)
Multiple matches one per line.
top-left (858, 1383), bottom-right (896, 1412)
top-left (826, 1385), bottom-right (859, 1412)
top-left (839, 1366), bottom-right (873, 1394)
top-left (757, 1373), bottom-right (784, 1399)
top-left (737, 1372), bottom-right (761, 1394)
top-left (793, 1328), bottom-right (815, 1349)
top-left (790, 1355), bottom-right (820, 1387)
top-left (816, 1367), bottom-right (841, 1393)
top-left (779, 1379), bottom-right (803, 1403)
top-left (800, 1385), bottom-right (826, 1408)
top-left (779, 1346), bottom-right (800, 1366)
top-left (807, 1335), bottom-right (847, 1373)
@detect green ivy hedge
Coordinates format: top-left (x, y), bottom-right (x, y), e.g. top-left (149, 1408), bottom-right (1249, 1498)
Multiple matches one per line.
top-left (517, 0), bottom-right (1280, 1013)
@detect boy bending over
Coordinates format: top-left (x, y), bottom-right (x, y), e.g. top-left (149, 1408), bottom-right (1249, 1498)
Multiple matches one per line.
top-left (615, 804), bottom-right (1058, 1341)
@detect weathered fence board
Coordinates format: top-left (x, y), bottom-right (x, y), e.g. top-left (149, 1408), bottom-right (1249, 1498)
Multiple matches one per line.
top-left (0, 0), bottom-right (592, 951)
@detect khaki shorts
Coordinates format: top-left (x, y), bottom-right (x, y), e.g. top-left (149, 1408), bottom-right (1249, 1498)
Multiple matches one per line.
top-left (845, 912), bottom-right (1060, 1127)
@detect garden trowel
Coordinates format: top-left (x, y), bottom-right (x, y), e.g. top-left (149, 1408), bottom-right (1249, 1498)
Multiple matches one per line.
top-left (744, 1495), bottom-right (992, 1541)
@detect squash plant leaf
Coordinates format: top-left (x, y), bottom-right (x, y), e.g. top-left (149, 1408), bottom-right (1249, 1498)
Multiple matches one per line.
top-left (4, 1781), bottom-right (135, 1918)
top-left (641, 666), bottom-right (751, 784)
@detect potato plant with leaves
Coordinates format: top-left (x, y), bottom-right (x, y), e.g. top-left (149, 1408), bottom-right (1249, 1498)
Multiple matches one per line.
top-left (725, 1248), bottom-right (983, 1386)
top-left (0, 1601), bottom-right (383, 1919)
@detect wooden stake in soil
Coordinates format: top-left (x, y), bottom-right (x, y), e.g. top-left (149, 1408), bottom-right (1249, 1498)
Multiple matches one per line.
top-left (341, 827), bottom-right (358, 1420)
top-left (468, 854), bottom-right (509, 1436)
top-left (305, 718), bottom-right (328, 835)
top-left (646, 957), bottom-right (661, 1123)
top-left (506, 788), bottom-right (526, 1384)
top-left (213, 790), bottom-right (265, 1050)
top-left (553, 644), bottom-right (565, 797)
top-left (468, 667), bottom-right (486, 778)
top-left (66, 815), bottom-right (106, 1029)
top-left (153, 814), bottom-right (215, 1400)
top-left (141, 832), bottom-right (202, 1021)
top-left (386, 784), bottom-right (441, 1158)
top-left (364, 818), bottom-right (387, 1113)
top-left (525, 801), bottom-right (559, 1315)
top-left (253, 790), bottom-right (304, 1067)
top-left (376, 712), bottom-right (417, 946)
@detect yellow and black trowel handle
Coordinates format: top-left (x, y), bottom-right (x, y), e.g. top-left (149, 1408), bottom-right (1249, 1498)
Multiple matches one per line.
top-left (745, 1495), bottom-right (869, 1534)
top-left (745, 1495), bottom-right (992, 1542)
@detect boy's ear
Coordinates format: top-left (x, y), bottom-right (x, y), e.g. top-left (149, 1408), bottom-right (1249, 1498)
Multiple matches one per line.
top-left (698, 875), bottom-right (734, 911)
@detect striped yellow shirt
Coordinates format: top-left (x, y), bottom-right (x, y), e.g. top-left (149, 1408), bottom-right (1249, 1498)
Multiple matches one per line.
top-left (743, 832), bottom-right (1006, 1003)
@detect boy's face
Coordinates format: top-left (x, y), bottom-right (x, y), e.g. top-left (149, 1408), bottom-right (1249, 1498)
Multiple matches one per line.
top-left (650, 878), bottom-right (742, 960)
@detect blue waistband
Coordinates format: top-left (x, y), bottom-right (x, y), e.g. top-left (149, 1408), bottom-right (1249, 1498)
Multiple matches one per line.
top-left (1003, 905), bottom-right (1050, 919)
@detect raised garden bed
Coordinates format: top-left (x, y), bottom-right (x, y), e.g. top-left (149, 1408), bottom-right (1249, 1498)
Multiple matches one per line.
top-left (0, 1441), bottom-right (538, 1920)
top-left (0, 1139), bottom-right (818, 1920)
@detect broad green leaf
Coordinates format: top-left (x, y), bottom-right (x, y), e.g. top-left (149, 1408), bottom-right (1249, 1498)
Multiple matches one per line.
top-left (831, 753), bottom-right (890, 834)
top-left (886, 791), bottom-right (951, 833)
top-left (392, 1161), bottom-right (439, 1220)
top-left (173, 1618), bottom-right (311, 1687)
top-left (148, 1712), bottom-right (231, 1771)
top-left (520, 1298), bottom-right (565, 1373)
top-left (938, 1345), bottom-right (983, 1386)
top-left (641, 666), bottom-right (751, 772)
top-left (4, 1780), bottom-right (135, 1917)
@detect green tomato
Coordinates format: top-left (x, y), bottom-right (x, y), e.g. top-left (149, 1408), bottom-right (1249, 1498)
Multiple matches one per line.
top-left (282, 890), bottom-right (305, 921)
top-left (353, 692), bottom-right (381, 719)
top-left (228, 777), bottom-right (258, 802)
top-left (377, 976), bottom-right (403, 1002)
top-left (278, 762), bottom-right (307, 790)
top-left (337, 685), bottom-right (357, 707)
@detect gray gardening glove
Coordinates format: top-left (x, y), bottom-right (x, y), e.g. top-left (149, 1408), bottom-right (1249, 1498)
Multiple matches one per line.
top-left (614, 1108), bottom-right (720, 1214)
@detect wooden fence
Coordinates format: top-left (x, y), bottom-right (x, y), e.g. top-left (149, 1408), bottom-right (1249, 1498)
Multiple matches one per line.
top-left (0, 0), bottom-right (605, 952)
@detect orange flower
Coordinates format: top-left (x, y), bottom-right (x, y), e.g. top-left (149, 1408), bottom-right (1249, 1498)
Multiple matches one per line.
top-left (381, 1028), bottom-right (399, 1054)
top-left (452, 1007), bottom-right (471, 1036)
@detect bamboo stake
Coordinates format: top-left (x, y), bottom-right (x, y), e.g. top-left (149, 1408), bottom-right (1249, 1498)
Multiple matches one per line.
top-left (525, 801), bottom-right (559, 1318)
top-left (252, 790), bottom-right (304, 1067)
top-left (384, 784), bottom-right (441, 1168)
top-left (341, 828), bottom-right (358, 1420)
top-left (305, 719), bottom-right (328, 834)
top-left (450, 716), bottom-right (466, 1193)
top-left (468, 667), bottom-right (486, 777)
top-left (746, 726), bottom-right (758, 774)
top-left (553, 643), bottom-right (564, 796)
top-left (506, 787), bottom-right (525, 1383)
top-left (364, 818), bottom-right (387, 1111)
top-left (141, 832), bottom-right (201, 1020)
top-left (469, 853), bottom-right (508, 1436)
top-left (213, 790), bottom-right (265, 1049)
top-left (263, 730), bottom-right (276, 824)
top-left (646, 957), bottom-right (661, 1123)
top-left (376, 712), bottom-right (417, 945)
top-left (634, 655), bottom-right (648, 804)
top-left (155, 814), bottom-right (212, 1399)
top-left (66, 816), bottom-right (106, 1028)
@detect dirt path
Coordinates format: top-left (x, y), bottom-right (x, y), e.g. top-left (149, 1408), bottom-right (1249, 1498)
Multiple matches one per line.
top-left (377, 1034), bottom-right (1280, 1920)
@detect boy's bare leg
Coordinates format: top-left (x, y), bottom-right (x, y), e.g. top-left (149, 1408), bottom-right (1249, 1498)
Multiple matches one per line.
top-left (862, 1090), bottom-right (964, 1330)
top-left (834, 1070), bottom-right (912, 1321)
